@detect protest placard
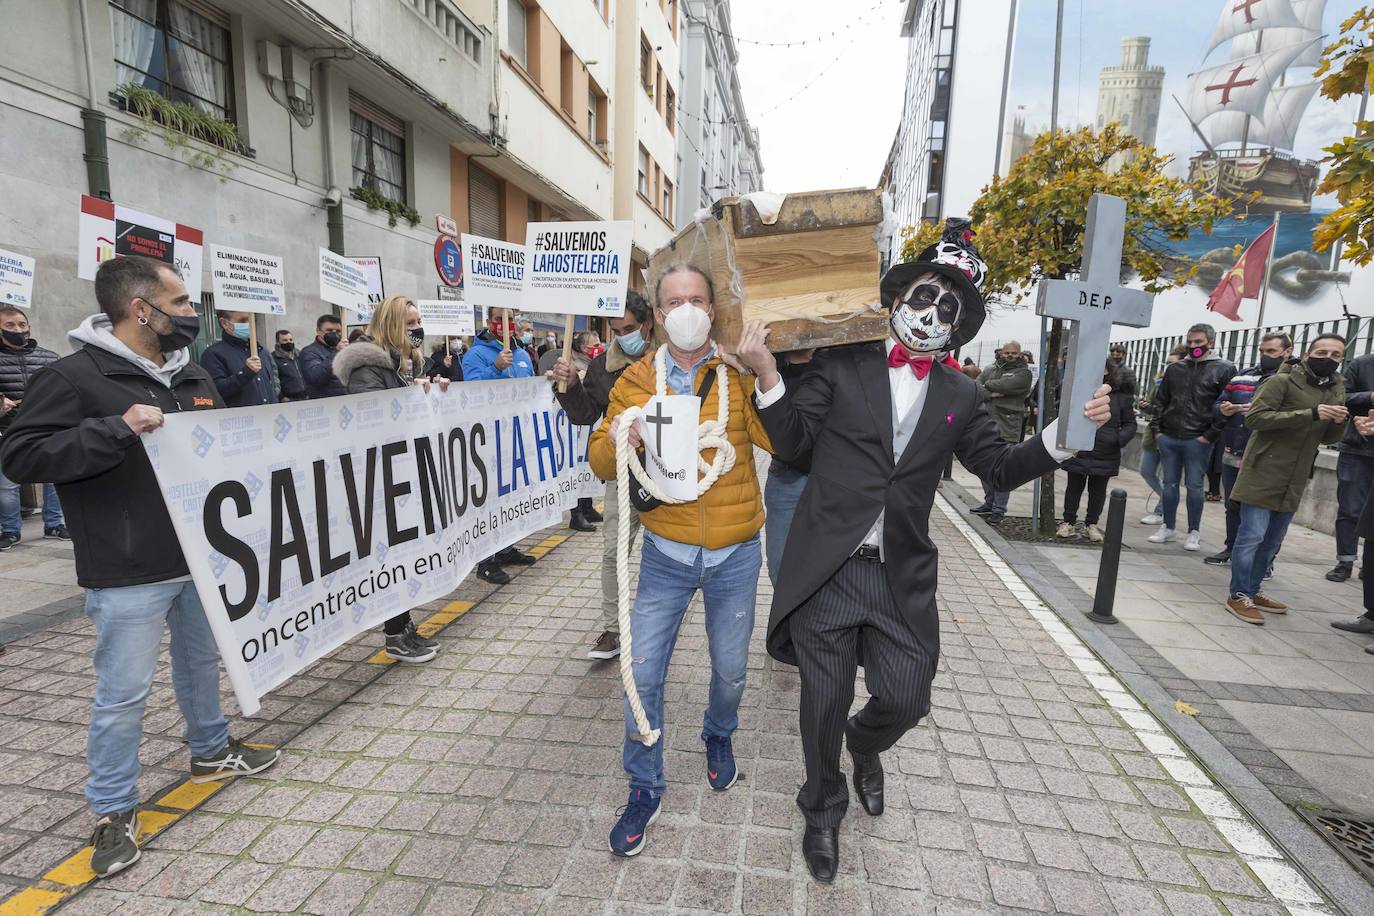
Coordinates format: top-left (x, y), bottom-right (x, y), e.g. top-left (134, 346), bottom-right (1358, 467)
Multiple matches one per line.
top-left (461, 234), bottom-right (526, 312)
top-left (318, 248), bottom-right (370, 318)
top-left (352, 256), bottom-right (385, 305)
top-left (209, 245), bottom-right (285, 315)
top-left (640, 395), bottom-right (700, 502)
top-left (144, 376), bottom-right (604, 714)
top-left (415, 300), bottom-right (475, 337)
top-left (0, 249), bottom-right (35, 308)
top-left (77, 195), bottom-right (204, 301)
top-left (521, 221), bottom-right (632, 317)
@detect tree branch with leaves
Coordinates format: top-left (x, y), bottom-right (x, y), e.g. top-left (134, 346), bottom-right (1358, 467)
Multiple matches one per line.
top-left (1313, 6), bottom-right (1374, 263)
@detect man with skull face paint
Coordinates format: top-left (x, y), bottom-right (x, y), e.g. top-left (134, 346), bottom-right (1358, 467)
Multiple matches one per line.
top-left (737, 223), bottom-right (1113, 882)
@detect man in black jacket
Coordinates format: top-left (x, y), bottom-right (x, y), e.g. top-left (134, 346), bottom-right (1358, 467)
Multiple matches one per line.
top-left (271, 329), bottom-right (306, 401)
top-left (298, 313), bottom-right (348, 399)
top-left (201, 310), bottom-right (277, 407)
top-left (0, 256), bottom-right (278, 877)
top-left (1330, 352), bottom-right (1374, 582)
top-left (1147, 323), bottom-right (1236, 552)
top-left (0, 306), bottom-right (67, 548)
top-left (737, 226), bottom-right (1111, 882)
top-left (549, 291), bottom-right (653, 659)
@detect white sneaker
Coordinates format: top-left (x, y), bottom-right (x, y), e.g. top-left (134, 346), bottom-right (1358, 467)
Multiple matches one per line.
top-left (1140, 513), bottom-right (1163, 526)
top-left (1184, 531), bottom-right (1202, 552)
top-left (1056, 522), bottom-right (1076, 539)
top-left (1148, 526), bottom-right (1176, 544)
top-left (1085, 524), bottom-right (1105, 543)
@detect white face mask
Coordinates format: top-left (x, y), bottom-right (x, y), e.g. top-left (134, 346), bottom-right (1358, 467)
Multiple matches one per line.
top-left (663, 304), bottom-right (712, 351)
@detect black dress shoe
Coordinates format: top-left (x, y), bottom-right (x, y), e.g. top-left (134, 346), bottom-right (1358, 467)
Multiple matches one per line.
top-left (583, 506), bottom-right (604, 523)
top-left (1327, 562), bottom-right (1353, 583)
top-left (851, 750), bottom-right (885, 816)
top-left (970, 504), bottom-right (993, 515)
top-left (476, 563), bottom-right (511, 585)
top-left (496, 546), bottom-right (537, 566)
top-left (568, 512), bottom-right (596, 533)
top-left (1331, 616), bottom-right (1374, 635)
top-left (801, 825), bottom-right (838, 883)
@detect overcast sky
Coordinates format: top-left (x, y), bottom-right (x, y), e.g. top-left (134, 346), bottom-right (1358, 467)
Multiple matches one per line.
top-left (729, 1), bottom-right (909, 192)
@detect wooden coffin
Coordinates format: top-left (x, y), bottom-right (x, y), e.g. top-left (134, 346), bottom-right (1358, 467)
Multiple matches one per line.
top-left (646, 187), bottom-right (889, 353)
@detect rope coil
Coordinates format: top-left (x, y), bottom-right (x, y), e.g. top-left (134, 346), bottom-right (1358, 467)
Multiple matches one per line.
top-left (614, 348), bottom-right (736, 745)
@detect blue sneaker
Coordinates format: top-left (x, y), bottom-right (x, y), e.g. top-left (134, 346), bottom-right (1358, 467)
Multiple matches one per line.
top-left (705, 735), bottom-right (738, 790)
top-left (609, 789), bottom-right (660, 857)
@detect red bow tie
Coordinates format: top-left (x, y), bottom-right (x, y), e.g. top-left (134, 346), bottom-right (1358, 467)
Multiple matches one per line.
top-left (888, 347), bottom-right (937, 379)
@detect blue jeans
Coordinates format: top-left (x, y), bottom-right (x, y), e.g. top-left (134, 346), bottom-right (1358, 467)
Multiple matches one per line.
top-left (623, 534), bottom-right (759, 796)
top-left (1335, 452), bottom-right (1374, 562)
top-left (0, 460), bottom-right (62, 535)
top-left (1229, 503), bottom-right (1294, 598)
top-left (86, 579), bottom-right (229, 815)
top-left (1156, 434), bottom-right (1211, 532)
top-left (980, 481), bottom-right (1010, 515)
top-left (1139, 446), bottom-right (1162, 497)
top-left (764, 462), bottom-right (808, 585)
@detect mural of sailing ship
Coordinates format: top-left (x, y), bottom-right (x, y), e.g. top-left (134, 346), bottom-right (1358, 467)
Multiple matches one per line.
top-left (1181, 0), bottom-right (1325, 214)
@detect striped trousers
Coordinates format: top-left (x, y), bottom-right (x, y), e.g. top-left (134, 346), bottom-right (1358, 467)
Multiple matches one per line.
top-left (791, 555), bottom-right (934, 828)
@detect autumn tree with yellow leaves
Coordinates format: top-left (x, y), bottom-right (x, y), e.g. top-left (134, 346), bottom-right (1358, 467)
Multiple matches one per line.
top-left (898, 124), bottom-right (1231, 534)
top-left (1314, 7), bottom-right (1374, 263)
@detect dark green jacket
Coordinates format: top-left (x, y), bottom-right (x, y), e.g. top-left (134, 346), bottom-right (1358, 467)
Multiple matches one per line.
top-left (1231, 360), bottom-right (1345, 513)
top-left (977, 359), bottom-right (1033, 443)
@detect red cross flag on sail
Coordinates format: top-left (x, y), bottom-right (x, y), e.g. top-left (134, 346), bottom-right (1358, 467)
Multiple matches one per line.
top-left (1206, 222), bottom-right (1277, 322)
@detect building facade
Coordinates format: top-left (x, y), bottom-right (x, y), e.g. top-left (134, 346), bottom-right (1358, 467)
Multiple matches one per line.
top-left (882, 0), bottom-right (1018, 263)
top-left (676, 0), bottom-right (763, 227)
top-left (1096, 36), bottom-right (1164, 168)
top-left (2, 0), bottom-right (497, 352)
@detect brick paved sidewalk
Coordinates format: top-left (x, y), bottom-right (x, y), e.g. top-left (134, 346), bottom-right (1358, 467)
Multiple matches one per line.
top-left (0, 486), bottom-right (1334, 914)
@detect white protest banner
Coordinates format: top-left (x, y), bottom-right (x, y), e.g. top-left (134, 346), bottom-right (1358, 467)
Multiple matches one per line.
top-left (415, 300), bottom-right (475, 337)
top-left (144, 376), bottom-right (605, 715)
top-left (0, 249), bottom-right (36, 308)
top-left (78, 195), bottom-right (204, 302)
top-left (318, 248), bottom-right (370, 319)
top-left (352, 256), bottom-right (385, 305)
top-left (522, 220), bottom-right (632, 317)
top-left (461, 234), bottom-right (526, 312)
top-left (640, 395), bottom-right (700, 502)
top-left (209, 245), bottom-right (285, 315)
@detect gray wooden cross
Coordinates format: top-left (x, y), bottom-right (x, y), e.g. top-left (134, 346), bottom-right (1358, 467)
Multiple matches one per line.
top-left (1036, 194), bottom-right (1156, 452)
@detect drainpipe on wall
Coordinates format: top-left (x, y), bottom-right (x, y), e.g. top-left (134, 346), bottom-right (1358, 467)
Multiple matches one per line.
top-left (317, 60), bottom-right (346, 255)
top-left (78, 0), bottom-right (112, 200)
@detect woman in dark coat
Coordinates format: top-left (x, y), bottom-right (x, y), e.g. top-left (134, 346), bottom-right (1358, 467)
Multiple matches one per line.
top-left (332, 295), bottom-right (445, 664)
top-left (1059, 360), bottom-right (1138, 542)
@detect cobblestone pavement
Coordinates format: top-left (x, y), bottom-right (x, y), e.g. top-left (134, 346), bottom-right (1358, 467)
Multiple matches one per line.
top-left (0, 488), bottom-right (1334, 913)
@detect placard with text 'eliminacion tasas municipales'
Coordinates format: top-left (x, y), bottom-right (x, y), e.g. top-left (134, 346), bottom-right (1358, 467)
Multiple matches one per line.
top-left (209, 245), bottom-right (285, 315)
top-left (521, 221), bottom-right (632, 318)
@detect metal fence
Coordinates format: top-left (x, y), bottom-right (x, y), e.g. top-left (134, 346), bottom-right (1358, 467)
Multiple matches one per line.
top-left (1114, 316), bottom-right (1372, 386)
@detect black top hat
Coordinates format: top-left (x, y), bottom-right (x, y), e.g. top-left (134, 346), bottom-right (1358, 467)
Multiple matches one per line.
top-left (880, 218), bottom-right (988, 351)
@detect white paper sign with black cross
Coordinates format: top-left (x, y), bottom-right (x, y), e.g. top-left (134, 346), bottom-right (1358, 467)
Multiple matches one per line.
top-left (1035, 194), bottom-right (1155, 452)
top-left (640, 395), bottom-right (701, 502)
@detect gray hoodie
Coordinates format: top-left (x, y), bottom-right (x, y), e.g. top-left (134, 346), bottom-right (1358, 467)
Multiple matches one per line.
top-left (68, 313), bottom-right (191, 388)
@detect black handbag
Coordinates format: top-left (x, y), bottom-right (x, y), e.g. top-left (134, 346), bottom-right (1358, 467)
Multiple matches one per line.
top-left (629, 370), bottom-right (717, 512)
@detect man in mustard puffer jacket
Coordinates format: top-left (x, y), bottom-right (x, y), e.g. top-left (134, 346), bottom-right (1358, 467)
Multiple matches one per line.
top-left (589, 264), bottom-right (773, 858)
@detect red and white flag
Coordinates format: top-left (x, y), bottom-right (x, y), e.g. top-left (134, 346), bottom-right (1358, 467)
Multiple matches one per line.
top-left (1205, 222), bottom-right (1277, 322)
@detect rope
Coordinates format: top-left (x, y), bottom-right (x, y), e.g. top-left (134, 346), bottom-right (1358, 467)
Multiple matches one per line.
top-left (614, 348), bottom-right (737, 746)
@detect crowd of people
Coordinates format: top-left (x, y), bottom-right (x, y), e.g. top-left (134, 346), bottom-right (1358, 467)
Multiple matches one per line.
top-left (0, 241), bottom-right (1369, 888)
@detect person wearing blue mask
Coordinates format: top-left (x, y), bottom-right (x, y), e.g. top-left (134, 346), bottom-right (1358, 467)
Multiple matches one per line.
top-left (549, 290), bottom-right (654, 660)
top-left (200, 310), bottom-right (278, 408)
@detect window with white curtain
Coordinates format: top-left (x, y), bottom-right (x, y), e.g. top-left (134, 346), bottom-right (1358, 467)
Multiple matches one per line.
top-left (350, 96), bottom-right (408, 205)
top-left (109, 0), bottom-right (235, 121)
top-left (508, 0), bottom-right (529, 69)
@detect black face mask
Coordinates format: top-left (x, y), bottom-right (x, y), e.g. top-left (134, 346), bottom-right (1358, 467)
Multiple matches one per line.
top-left (1307, 356), bottom-right (1340, 379)
top-left (322, 331), bottom-right (342, 348)
top-left (141, 300), bottom-right (199, 351)
top-left (0, 330), bottom-right (29, 348)
top-left (1110, 355), bottom-right (1125, 366)
top-left (1189, 344), bottom-right (1210, 360)
top-left (409, 328), bottom-right (425, 349)
top-left (279, 342), bottom-right (295, 353)
top-left (1258, 353), bottom-right (1284, 373)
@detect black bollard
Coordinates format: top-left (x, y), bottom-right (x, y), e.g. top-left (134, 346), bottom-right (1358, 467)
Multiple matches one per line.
top-left (1087, 488), bottom-right (1128, 625)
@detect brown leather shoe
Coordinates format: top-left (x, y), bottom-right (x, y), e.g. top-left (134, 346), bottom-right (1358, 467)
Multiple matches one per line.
top-left (588, 631), bottom-right (620, 660)
top-left (1225, 596), bottom-right (1265, 625)
top-left (1251, 593), bottom-right (1287, 613)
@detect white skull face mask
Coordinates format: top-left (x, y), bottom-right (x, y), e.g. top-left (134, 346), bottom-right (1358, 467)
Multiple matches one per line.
top-left (890, 273), bottom-right (962, 354)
